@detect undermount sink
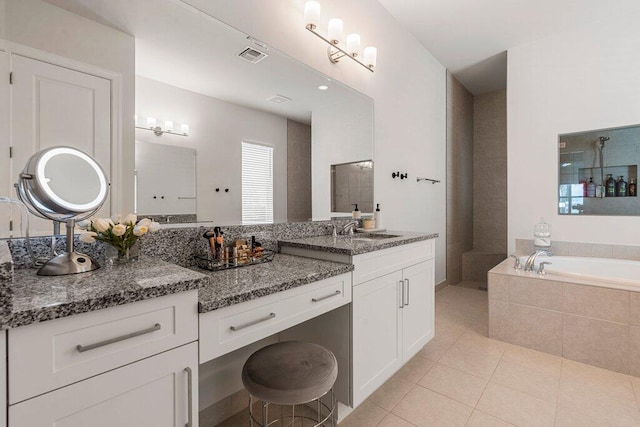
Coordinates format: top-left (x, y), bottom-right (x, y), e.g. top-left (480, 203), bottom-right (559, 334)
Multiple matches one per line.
top-left (350, 233), bottom-right (401, 242)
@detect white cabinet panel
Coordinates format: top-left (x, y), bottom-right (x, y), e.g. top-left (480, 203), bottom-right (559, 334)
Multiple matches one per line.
top-left (10, 54), bottom-right (111, 236)
top-left (352, 270), bottom-right (403, 407)
top-left (352, 240), bottom-right (434, 285)
top-left (9, 290), bottom-right (198, 404)
top-left (0, 50), bottom-right (10, 238)
top-left (401, 259), bottom-right (435, 360)
top-left (9, 342), bottom-right (198, 427)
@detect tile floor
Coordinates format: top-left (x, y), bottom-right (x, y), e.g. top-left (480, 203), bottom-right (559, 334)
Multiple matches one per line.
top-left (219, 283), bottom-right (640, 426)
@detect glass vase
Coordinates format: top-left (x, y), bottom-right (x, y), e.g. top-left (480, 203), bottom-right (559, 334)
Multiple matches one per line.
top-left (105, 241), bottom-right (139, 264)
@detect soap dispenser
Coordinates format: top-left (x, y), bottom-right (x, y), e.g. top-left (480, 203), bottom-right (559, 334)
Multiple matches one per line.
top-left (533, 217), bottom-right (551, 249)
top-left (352, 204), bottom-right (361, 219)
top-left (374, 204), bottom-right (382, 228)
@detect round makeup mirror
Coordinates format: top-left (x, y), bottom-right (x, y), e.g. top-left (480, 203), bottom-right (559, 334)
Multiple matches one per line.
top-left (16, 146), bottom-right (109, 276)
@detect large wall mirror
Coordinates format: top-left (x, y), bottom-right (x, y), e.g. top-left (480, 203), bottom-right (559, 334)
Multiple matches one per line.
top-left (1, 0), bottom-right (374, 237)
top-left (558, 124), bottom-right (639, 216)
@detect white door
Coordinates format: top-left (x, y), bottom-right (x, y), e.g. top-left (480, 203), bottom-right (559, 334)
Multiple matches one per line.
top-left (10, 54), bottom-right (111, 236)
top-left (9, 342), bottom-right (198, 427)
top-left (352, 270), bottom-right (403, 407)
top-left (0, 51), bottom-right (10, 238)
top-left (402, 260), bottom-right (435, 361)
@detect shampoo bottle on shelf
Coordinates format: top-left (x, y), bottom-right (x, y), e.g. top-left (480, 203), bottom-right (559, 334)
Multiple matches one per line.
top-left (606, 174), bottom-right (616, 197)
top-left (352, 203), bottom-right (361, 219)
top-left (587, 177), bottom-right (596, 197)
top-left (374, 203), bottom-right (382, 229)
top-left (617, 176), bottom-right (628, 197)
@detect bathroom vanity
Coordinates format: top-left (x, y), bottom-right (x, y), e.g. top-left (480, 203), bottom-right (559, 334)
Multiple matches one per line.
top-left (0, 230), bottom-right (436, 426)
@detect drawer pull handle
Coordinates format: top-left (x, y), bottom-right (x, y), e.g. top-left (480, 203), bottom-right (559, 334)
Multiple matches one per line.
top-left (230, 313), bottom-right (276, 331)
top-left (184, 367), bottom-right (193, 427)
top-left (76, 323), bottom-right (162, 353)
top-left (312, 290), bottom-right (341, 303)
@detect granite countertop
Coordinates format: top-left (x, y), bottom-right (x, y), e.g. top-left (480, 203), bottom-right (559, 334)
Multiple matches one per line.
top-left (278, 231), bottom-right (438, 255)
top-left (195, 254), bottom-right (354, 313)
top-left (0, 257), bottom-right (207, 329)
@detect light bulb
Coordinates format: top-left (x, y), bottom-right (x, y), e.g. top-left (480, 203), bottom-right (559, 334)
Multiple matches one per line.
top-left (164, 120), bottom-right (174, 132)
top-left (327, 18), bottom-right (343, 44)
top-left (364, 46), bottom-right (377, 68)
top-left (181, 123), bottom-right (189, 135)
top-left (147, 117), bottom-right (156, 128)
top-left (304, 1), bottom-right (321, 29)
top-left (346, 33), bottom-right (361, 56)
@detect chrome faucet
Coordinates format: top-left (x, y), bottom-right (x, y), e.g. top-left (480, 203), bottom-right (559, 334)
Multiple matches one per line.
top-left (339, 221), bottom-right (359, 236)
top-left (524, 250), bottom-right (552, 272)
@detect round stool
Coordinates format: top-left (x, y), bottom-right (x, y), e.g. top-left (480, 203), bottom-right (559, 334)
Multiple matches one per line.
top-left (242, 341), bottom-right (338, 426)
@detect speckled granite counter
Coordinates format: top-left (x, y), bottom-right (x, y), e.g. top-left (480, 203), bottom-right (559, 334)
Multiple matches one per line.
top-left (0, 257), bottom-right (207, 329)
top-left (278, 231), bottom-right (438, 256)
top-left (195, 254), bottom-right (354, 312)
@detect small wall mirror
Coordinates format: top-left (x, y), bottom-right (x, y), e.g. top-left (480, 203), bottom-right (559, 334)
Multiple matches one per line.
top-left (331, 160), bottom-right (374, 213)
top-left (558, 124), bottom-right (639, 216)
top-left (16, 146), bottom-right (109, 275)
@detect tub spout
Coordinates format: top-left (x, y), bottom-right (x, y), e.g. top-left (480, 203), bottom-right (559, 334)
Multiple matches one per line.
top-left (524, 250), bottom-right (552, 272)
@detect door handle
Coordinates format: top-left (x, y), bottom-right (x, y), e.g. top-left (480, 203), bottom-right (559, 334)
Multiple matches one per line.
top-left (399, 280), bottom-right (404, 308)
top-left (76, 323), bottom-right (161, 353)
top-left (404, 279), bottom-right (410, 306)
top-left (184, 367), bottom-right (193, 427)
top-left (312, 290), bottom-right (341, 302)
top-left (230, 313), bottom-right (276, 331)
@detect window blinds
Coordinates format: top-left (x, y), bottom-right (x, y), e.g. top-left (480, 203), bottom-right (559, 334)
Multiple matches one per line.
top-left (242, 142), bottom-right (274, 224)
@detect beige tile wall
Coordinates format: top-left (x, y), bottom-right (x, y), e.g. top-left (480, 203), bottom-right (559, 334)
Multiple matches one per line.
top-left (516, 239), bottom-right (640, 261)
top-left (287, 119), bottom-right (312, 222)
top-left (489, 270), bottom-right (640, 375)
top-left (445, 73), bottom-right (474, 286)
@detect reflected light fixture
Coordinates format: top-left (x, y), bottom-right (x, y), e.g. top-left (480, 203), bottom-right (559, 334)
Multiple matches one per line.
top-left (303, 0), bottom-right (377, 72)
top-left (318, 85), bottom-right (329, 91)
top-left (136, 115), bottom-right (189, 137)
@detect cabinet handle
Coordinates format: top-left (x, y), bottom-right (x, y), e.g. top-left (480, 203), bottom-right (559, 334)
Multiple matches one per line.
top-left (399, 280), bottom-right (404, 308)
top-left (404, 279), bottom-right (410, 306)
top-left (76, 323), bottom-right (161, 353)
top-left (230, 313), bottom-right (276, 331)
top-left (312, 290), bottom-right (341, 302)
top-left (184, 367), bottom-right (193, 427)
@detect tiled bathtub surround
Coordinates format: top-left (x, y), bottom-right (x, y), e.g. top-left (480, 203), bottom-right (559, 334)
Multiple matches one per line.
top-left (516, 238), bottom-right (640, 261)
top-left (5, 219), bottom-right (358, 269)
top-left (489, 259), bottom-right (640, 375)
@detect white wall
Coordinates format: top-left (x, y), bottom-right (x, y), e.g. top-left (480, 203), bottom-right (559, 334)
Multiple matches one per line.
top-left (4, 0), bottom-right (135, 214)
top-left (185, 0), bottom-right (447, 283)
top-left (135, 76), bottom-right (288, 225)
top-left (508, 18), bottom-right (640, 252)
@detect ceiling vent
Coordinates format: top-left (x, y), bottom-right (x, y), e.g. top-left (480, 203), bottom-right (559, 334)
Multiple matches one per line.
top-left (267, 94), bottom-right (292, 104)
top-left (238, 47), bottom-right (268, 64)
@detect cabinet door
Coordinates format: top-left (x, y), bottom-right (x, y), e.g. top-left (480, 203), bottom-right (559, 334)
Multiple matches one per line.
top-left (10, 54), bottom-right (112, 237)
top-left (9, 342), bottom-right (198, 427)
top-left (402, 259), bottom-right (435, 361)
top-left (352, 270), bottom-right (403, 407)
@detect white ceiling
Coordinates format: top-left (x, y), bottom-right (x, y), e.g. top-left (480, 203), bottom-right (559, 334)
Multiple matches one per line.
top-left (45, 0), bottom-right (369, 124)
top-left (377, 0), bottom-right (640, 95)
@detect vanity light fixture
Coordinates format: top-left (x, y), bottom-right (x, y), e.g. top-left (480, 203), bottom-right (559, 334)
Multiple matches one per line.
top-left (303, 1), bottom-right (377, 72)
top-left (136, 115), bottom-right (189, 137)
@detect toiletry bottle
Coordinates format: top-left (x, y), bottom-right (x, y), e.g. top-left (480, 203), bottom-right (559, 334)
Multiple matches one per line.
top-left (374, 204), bottom-right (382, 228)
top-left (618, 176), bottom-right (628, 197)
top-left (533, 217), bottom-right (551, 249)
top-left (595, 182), bottom-right (604, 198)
top-left (606, 174), bottom-right (616, 197)
top-left (587, 178), bottom-right (596, 198)
top-left (352, 204), bottom-right (361, 219)
top-left (629, 178), bottom-right (637, 197)
top-left (580, 178), bottom-right (587, 197)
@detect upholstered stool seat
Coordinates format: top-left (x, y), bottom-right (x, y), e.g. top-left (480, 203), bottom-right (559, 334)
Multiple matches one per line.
top-left (242, 341), bottom-right (338, 426)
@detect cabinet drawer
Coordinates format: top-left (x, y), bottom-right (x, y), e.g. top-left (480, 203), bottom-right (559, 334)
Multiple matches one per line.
top-left (200, 273), bottom-right (351, 362)
top-left (9, 290), bottom-right (198, 404)
top-left (353, 240), bottom-right (434, 285)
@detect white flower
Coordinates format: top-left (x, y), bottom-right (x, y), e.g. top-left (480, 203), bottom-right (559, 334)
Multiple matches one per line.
top-left (123, 214), bottom-right (137, 225)
top-left (112, 223), bottom-right (127, 237)
top-left (79, 231), bottom-right (97, 243)
top-left (137, 218), bottom-right (152, 228)
top-left (92, 218), bottom-right (113, 233)
top-left (76, 219), bottom-right (91, 230)
top-left (149, 221), bottom-right (161, 232)
top-left (111, 214), bottom-right (122, 224)
top-left (133, 225), bottom-right (148, 237)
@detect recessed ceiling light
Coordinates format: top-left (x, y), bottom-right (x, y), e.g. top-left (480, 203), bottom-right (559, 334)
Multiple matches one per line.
top-left (318, 85), bottom-right (329, 91)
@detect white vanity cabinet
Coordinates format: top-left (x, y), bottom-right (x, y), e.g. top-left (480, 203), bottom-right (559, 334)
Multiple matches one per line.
top-left (7, 291), bottom-right (199, 427)
top-left (351, 240), bottom-right (435, 407)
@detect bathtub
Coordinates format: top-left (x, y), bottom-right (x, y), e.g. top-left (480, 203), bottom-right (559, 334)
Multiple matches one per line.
top-left (517, 255), bottom-right (640, 290)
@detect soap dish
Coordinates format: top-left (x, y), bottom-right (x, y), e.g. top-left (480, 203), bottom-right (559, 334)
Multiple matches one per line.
top-left (194, 249), bottom-right (276, 272)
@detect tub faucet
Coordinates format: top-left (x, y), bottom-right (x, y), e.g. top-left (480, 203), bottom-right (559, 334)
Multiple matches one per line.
top-left (524, 250), bottom-right (552, 272)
